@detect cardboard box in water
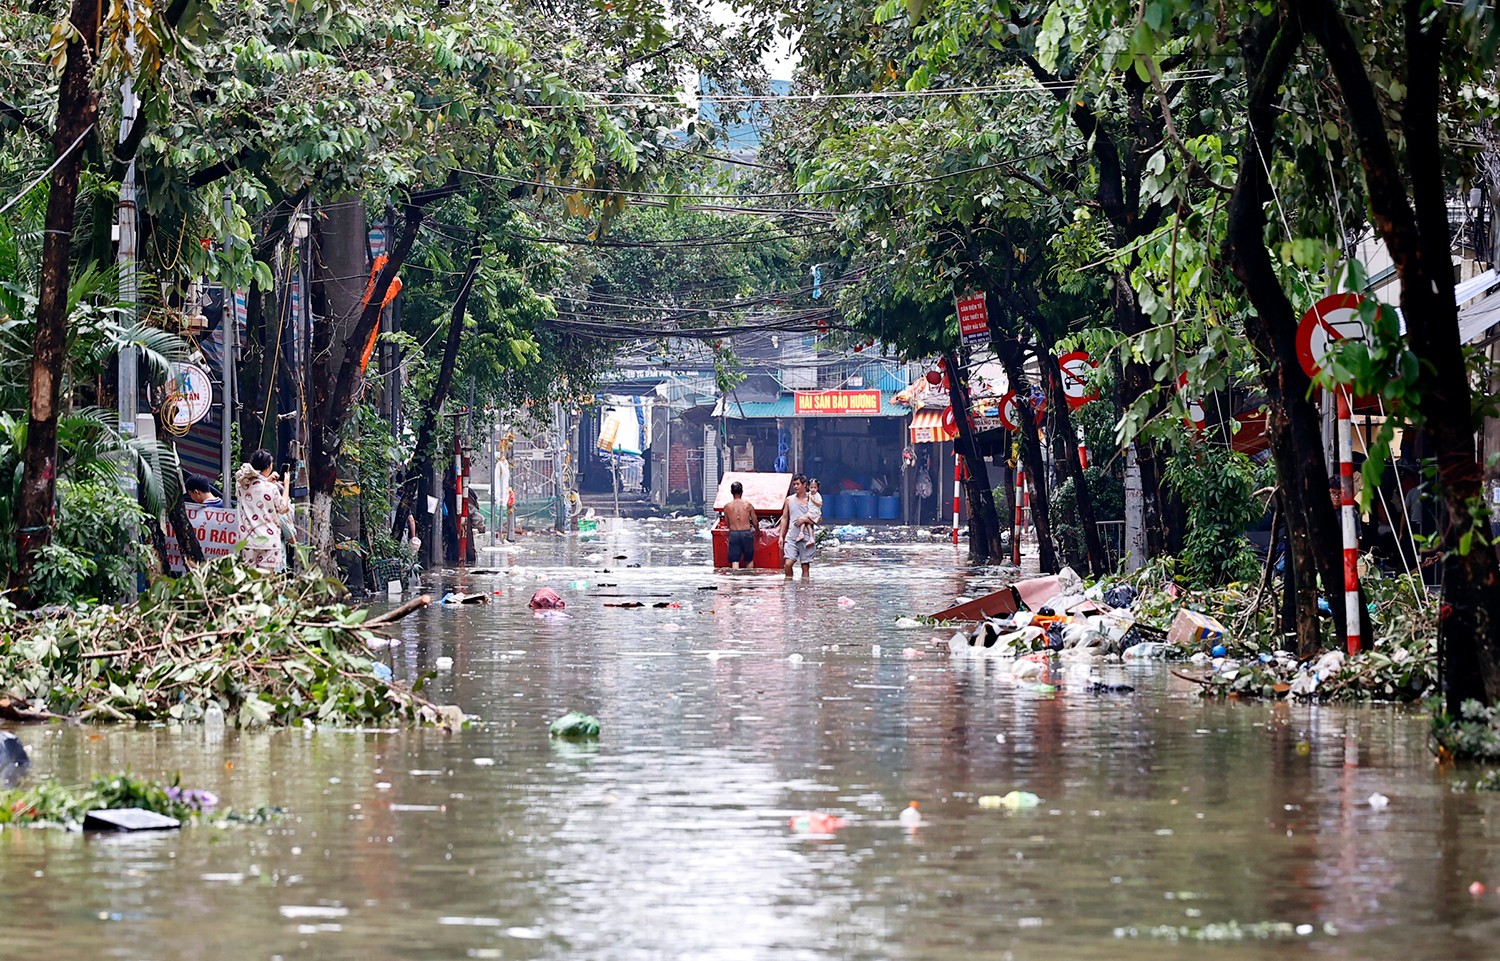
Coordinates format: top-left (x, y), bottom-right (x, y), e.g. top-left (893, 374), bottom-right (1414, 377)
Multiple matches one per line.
top-left (1166, 609), bottom-right (1228, 647)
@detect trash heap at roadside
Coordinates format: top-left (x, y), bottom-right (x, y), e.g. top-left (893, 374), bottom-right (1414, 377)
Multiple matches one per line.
top-left (932, 561), bottom-right (1436, 702)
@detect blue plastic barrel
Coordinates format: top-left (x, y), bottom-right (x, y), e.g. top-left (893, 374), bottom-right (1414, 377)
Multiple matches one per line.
top-left (854, 491), bottom-right (876, 519)
top-left (878, 495), bottom-right (899, 519)
top-left (834, 493), bottom-right (852, 518)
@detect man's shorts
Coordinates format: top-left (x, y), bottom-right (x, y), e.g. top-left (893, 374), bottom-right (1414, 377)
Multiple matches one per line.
top-left (727, 529), bottom-right (755, 565)
top-left (785, 538), bottom-right (815, 565)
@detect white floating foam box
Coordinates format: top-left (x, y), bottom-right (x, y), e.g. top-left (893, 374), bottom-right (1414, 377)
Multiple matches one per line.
top-left (387, 579), bottom-right (403, 597)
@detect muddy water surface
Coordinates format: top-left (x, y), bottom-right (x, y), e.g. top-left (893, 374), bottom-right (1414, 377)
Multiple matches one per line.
top-left (1, 520), bottom-right (1494, 960)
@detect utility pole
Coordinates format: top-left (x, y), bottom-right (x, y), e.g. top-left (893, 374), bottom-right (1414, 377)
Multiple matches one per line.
top-left (488, 410), bottom-right (498, 548)
top-left (220, 185), bottom-right (235, 507)
top-left (117, 39), bottom-right (140, 598)
top-left (455, 409), bottom-right (468, 564)
top-left (553, 398), bottom-right (567, 532)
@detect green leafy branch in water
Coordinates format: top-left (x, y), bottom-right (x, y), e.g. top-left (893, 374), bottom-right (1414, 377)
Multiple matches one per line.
top-left (0, 772), bottom-right (283, 829)
top-left (0, 560), bottom-right (458, 728)
top-left (1433, 700), bottom-right (1500, 766)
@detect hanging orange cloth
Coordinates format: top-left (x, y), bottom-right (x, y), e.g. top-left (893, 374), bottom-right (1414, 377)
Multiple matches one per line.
top-left (358, 256), bottom-right (402, 375)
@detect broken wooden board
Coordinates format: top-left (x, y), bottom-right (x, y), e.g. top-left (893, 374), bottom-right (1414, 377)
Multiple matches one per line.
top-left (929, 586), bottom-right (1021, 623)
top-left (83, 808), bottom-right (181, 832)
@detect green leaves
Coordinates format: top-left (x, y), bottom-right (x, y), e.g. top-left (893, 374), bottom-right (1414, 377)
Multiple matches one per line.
top-left (0, 559), bottom-right (447, 727)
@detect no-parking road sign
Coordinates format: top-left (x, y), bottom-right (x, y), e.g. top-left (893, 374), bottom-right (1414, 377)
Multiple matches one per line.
top-left (1296, 293), bottom-right (1376, 379)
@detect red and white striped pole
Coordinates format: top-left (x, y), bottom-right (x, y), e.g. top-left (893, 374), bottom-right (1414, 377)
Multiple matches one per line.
top-left (1337, 389), bottom-right (1361, 654)
top-left (455, 445), bottom-right (468, 563)
top-left (952, 449), bottom-right (962, 545)
top-left (1012, 464), bottom-right (1024, 565)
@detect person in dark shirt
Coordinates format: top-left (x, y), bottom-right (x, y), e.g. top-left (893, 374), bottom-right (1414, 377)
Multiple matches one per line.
top-left (184, 473), bottom-right (223, 506)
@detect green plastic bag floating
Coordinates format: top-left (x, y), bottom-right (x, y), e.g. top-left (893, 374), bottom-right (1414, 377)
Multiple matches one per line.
top-left (549, 711), bottom-right (601, 739)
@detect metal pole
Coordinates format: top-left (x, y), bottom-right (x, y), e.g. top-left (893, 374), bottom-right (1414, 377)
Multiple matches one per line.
top-left (455, 424), bottom-right (468, 563)
top-left (117, 51), bottom-right (139, 598)
top-left (490, 414), bottom-right (500, 547)
top-left (1337, 389), bottom-right (1362, 654)
top-left (553, 399), bottom-right (566, 532)
top-left (221, 185), bottom-right (235, 507)
top-left (951, 449), bottom-right (961, 545)
top-left (1013, 463), bottom-right (1024, 566)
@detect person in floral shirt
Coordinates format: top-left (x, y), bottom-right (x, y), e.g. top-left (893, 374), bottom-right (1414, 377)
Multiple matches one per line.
top-left (235, 449), bottom-right (292, 573)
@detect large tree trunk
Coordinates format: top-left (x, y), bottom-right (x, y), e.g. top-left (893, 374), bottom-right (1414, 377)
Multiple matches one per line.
top-left (1040, 343), bottom-right (1107, 575)
top-left (307, 179), bottom-right (458, 575)
top-left (1020, 54), bottom-right (1180, 562)
top-left (994, 339), bottom-right (1059, 572)
top-left (1110, 274), bottom-right (1176, 559)
top-left (10, 0), bottom-right (102, 598)
top-left (397, 194), bottom-right (492, 551)
top-left (943, 350), bottom-right (1004, 563)
top-left (239, 278), bottom-right (266, 451)
top-left (1223, 7), bottom-right (1344, 657)
top-left (1305, 0), bottom-right (1500, 708)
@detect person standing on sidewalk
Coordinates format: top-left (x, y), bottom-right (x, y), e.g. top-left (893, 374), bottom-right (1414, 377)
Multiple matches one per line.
top-left (235, 449), bottom-right (292, 574)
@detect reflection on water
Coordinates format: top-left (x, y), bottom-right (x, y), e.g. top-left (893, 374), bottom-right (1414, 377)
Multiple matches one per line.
top-left (3, 519), bottom-right (1498, 960)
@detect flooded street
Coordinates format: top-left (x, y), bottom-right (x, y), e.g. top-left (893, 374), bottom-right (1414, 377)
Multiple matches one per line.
top-left (3, 519), bottom-right (1497, 960)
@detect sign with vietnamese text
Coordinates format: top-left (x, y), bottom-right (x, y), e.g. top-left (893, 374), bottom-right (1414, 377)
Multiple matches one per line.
top-left (793, 390), bottom-right (882, 416)
top-left (168, 363), bottom-right (214, 428)
top-left (163, 504), bottom-right (239, 573)
top-left (956, 293), bottom-right (989, 346)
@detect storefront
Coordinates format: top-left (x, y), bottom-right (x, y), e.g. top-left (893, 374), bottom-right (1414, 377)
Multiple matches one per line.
top-left (901, 384), bottom-right (1013, 529)
top-left (713, 388), bottom-right (911, 522)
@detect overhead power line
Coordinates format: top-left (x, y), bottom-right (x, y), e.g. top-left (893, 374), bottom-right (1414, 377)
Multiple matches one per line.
top-left (523, 71), bottom-right (1222, 106)
top-left (460, 148), bottom-right (1065, 203)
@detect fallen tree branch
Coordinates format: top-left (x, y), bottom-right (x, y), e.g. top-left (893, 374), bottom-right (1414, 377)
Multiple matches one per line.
top-left (363, 594), bottom-right (433, 628)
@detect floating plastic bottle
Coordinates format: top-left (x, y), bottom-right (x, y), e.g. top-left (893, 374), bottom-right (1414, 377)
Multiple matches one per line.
top-left (898, 801), bottom-right (923, 828)
top-left (203, 701), bottom-right (225, 735)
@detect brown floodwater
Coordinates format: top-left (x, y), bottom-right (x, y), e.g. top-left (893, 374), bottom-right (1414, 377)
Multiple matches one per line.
top-left (2, 519), bottom-right (1496, 960)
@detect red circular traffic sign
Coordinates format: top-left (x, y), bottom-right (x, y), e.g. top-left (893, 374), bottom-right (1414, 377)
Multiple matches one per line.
top-left (1296, 293), bottom-right (1373, 378)
top-left (1057, 350), bottom-right (1099, 410)
top-left (1177, 372), bottom-right (1206, 431)
top-left (996, 390), bottom-right (1046, 431)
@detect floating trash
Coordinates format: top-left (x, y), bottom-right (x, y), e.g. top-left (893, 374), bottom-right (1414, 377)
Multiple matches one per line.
top-left (789, 811), bottom-right (847, 833)
top-left (549, 711), bottom-right (601, 739)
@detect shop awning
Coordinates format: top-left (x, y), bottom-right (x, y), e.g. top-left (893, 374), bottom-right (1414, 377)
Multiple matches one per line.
top-left (909, 409), bottom-right (957, 445)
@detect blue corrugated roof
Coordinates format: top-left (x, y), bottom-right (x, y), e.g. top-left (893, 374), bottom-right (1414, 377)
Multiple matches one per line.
top-left (715, 392), bottom-right (907, 419)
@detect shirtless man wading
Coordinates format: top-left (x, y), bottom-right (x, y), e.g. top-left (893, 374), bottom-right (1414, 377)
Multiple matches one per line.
top-left (723, 481), bottom-right (758, 569)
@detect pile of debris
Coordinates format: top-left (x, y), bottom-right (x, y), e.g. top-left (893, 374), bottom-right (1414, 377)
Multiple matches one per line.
top-left (938, 566), bottom-right (1189, 661)
top-left (935, 563), bottom-right (1437, 703)
top-left (0, 559), bottom-right (458, 727)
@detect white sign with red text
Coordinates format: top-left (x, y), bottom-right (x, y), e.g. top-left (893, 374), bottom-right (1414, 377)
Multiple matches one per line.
top-left (163, 503), bottom-right (239, 573)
